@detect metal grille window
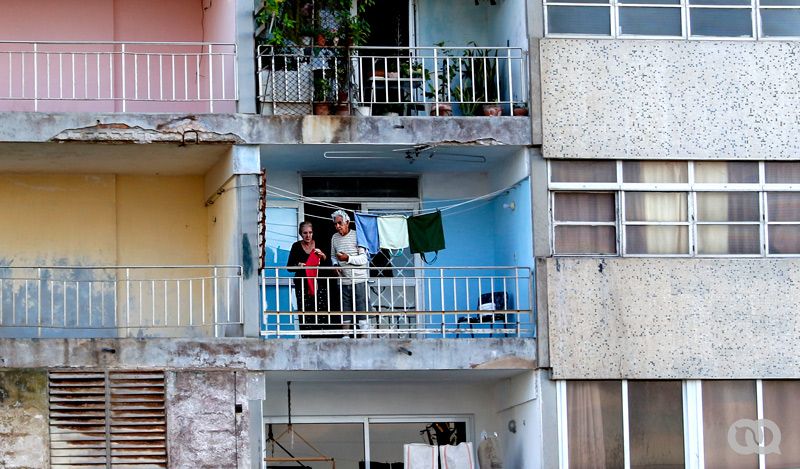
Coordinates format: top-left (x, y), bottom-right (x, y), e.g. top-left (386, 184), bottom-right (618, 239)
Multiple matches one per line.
top-left (48, 370), bottom-right (168, 468)
top-left (544, 0), bottom-right (800, 38)
top-left (549, 160), bottom-right (800, 257)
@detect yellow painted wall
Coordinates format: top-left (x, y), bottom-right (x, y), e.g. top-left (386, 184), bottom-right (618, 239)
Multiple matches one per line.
top-left (0, 174), bottom-right (117, 265)
top-left (207, 178), bottom-right (238, 267)
top-left (116, 175), bottom-right (208, 265)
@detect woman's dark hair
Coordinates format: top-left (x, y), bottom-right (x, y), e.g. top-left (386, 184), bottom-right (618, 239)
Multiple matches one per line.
top-left (298, 221), bottom-right (313, 235)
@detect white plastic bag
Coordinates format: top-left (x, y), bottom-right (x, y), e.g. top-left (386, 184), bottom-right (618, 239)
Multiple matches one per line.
top-left (404, 443), bottom-right (439, 469)
top-left (441, 442), bottom-right (475, 469)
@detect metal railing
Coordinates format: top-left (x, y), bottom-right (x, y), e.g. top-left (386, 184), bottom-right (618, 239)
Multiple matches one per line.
top-left (261, 266), bottom-right (533, 338)
top-left (257, 45), bottom-right (528, 116)
top-left (0, 265), bottom-right (242, 338)
top-left (0, 41), bottom-right (237, 112)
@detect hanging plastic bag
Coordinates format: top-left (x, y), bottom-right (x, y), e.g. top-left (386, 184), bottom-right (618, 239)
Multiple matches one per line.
top-left (404, 443), bottom-right (439, 469)
top-left (440, 442), bottom-right (475, 469)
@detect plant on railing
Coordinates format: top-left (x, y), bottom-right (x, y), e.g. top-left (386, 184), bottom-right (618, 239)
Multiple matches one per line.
top-left (451, 42), bottom-right (499, 116)
top-left (424, 42), bottom-right (456, 116)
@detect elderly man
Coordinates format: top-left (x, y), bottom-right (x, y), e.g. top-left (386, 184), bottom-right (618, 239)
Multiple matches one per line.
top-left (330, 210), bottom-right (370, 319)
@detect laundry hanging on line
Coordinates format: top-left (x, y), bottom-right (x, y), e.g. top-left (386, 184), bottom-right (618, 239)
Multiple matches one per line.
top-left (377, 215), bottom-right (409, 250)
top-left (351, 211), bottom-right (446, 263)
top-left (354, 213), bottom-right (380, 255)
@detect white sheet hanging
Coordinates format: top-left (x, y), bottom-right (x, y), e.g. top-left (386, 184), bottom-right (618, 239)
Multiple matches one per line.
top-left (441, 442), bottom-right (475, 469)
top-left (377, 215), bottom-right (410, 250)
top-left (404, 443), bottom-right (439, 469)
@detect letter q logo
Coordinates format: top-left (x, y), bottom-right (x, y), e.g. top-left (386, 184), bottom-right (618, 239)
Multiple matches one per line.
top-left (727, 418), bottom-right (781, 455)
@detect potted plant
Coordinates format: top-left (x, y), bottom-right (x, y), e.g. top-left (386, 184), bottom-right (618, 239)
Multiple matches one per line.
top-left (513, 103), bottom-right (529, 116)
top-left (425, 43), bottom-right (455, 116)
top-left (313, 76), bottom-right (333, 115)
top-left (451, 42), bottom-right (499, 116)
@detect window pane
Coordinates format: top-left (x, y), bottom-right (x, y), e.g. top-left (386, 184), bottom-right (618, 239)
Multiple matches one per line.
top-left (761, 8), bottom-right (800, 36)
top-left (555, 192), bottom-right (616, 222)
top-left (548, 0), bottom-right (610, 3)
top-left (695, 162), bottom-right (759, 183)
top-left (690, 0), bottom-right (751, 4)
top-left (547, 6), bottom-right (612, 35)
top-left (768, 192), bottom-right (800, 222)
top-left (696, 192), bottom-right (759, 222)
top-left (567, 381), bottom-right (624, 469)
top-left (761, 0), bottom-right (800, 5)
top-left (628, 381), bottom-right (685, 469)
top-left (625, 192), bottom-right (688, 222)
top-left (690, 8), bottom-right (754, 37)
top-left (556, 225), bottom-right (617, 254)
top-left (766, 162), bottom-right (800, 183)
top-left (619, 7), bottom-right (683, 35)
top-left (697, 225), bottom-right (761, 254)
top-left (551, 160), bottom-right (617, 183)
top-left (626, 225), bottom-right (689, 254)
top-left (620, 0), bottom-right (681, 4)
top-left (702, 380), bottom-right (758, 469)
top-left (623, 161), bottom-right (688, 183)
top-left (269, 423), bottom-right (365, 468)
top-left (769, 225), bottom-right (800, 254)
top-left (763, 381), bottom-right (800, 469)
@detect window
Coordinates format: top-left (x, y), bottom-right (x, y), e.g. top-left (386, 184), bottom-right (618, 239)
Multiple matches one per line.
top-left (702, 380), bottom-right (758, 468)
top-left (544, 0), bottom-right (800, 38)
top-left (549, 160), bottom-right (800, 257)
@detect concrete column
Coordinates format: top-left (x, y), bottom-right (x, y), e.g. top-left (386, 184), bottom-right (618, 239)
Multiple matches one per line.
top-left (236, 0), bottom-right (257, 114)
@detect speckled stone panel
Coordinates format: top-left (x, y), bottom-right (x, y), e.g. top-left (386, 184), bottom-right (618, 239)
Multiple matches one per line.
top-left (541, 40), bottom-right (800, 160)
top-left (546, 257), bottom-right (800, 379)
top-left (167, 371), bottom-right (249, 469)
top-left (0, 369), bottom-right (48, 469)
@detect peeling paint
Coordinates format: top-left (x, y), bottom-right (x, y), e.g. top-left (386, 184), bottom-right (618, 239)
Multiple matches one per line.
top-left (50, 118), bottom-right (244, 144)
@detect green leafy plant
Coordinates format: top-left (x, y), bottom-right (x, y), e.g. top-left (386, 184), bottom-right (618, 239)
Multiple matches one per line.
top-left (451, 42), bottom-right (498, 116)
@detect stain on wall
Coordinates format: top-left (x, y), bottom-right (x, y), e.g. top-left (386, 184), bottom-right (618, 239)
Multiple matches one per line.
top-left (0, 369), bottom-right (49, 469)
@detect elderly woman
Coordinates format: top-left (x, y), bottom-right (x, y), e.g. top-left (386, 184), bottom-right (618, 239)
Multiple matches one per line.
top-left (286, 221), bottom-right (329, 313)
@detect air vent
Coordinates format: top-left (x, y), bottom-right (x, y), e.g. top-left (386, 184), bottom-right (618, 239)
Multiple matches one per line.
top-left (48, 370), bottom-right (168, 468)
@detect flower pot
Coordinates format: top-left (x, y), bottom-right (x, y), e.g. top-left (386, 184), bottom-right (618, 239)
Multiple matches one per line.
top-left (482, 104), bottom-right (502, 116)
top-left (430, 103), bottom-right (452, 116)
top-left (313, 102), bottom-right (331, 115)
top-left (513, 107), bottom-right (529, 116)
top-left (334, 103), bottom-right (350, 116)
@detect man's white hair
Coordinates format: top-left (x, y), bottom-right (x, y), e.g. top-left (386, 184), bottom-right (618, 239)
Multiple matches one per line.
top-left (331, 209), bottom-right (350, 224)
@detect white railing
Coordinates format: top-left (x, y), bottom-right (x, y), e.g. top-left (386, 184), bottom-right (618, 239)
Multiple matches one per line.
top-left (257, 45), bottom-right (528, 116)
top-left (0, 41), bottom-right (237, 112)
top-left (261, 266), bottom-right (533, 338)
top-left (0, 265), bottom-right (242, 338)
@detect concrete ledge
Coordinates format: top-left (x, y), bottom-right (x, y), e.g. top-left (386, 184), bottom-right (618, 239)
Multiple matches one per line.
top-left (0, 338), bottom-right (536, 371)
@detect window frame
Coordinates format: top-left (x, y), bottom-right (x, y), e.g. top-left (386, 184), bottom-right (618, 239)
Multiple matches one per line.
top-left (543, 0), bottom-right (800, 39)
top-left (549, 160), bottom-right (800, 258)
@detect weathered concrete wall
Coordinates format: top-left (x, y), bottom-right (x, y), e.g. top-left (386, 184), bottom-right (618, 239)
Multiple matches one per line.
top-left (0, 369), bottom-right (48, 469)
top-left (0, 338), bottom-right (536, 372)
top-left (0, 113), bottom-right (532, 147)
top-left (541, 40), bottom-right (800, 160)
top-left (167, 370), bottom-right (249, 468)
top-left (544, 257), bottom-right (800, 379)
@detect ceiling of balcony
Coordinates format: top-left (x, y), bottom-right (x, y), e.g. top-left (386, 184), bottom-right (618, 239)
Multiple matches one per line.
top-left (0, 142), bottom-right (228, 175)
top-left (260, 143), bottom-right (524, 174)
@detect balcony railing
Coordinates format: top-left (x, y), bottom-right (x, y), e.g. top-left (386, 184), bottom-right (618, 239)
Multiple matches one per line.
top-left (257, 45), bottom-right (528, 116)
top-left (261, 266), bottom-right (533, 338)
top-left (0, 41), bottom-right (237, 112)
top-left (0, 265), bottom-right (242, 338)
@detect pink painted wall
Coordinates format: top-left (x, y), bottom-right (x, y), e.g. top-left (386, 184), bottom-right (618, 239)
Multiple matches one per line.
top-left (0, 0), bottom-right (237, 113)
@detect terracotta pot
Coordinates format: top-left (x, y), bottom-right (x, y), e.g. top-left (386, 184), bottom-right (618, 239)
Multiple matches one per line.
top-left (431, 104), bottom-right (452, 116)
top-left (513, 107), bottom-right (529, 116)
top-left (482, 104), bottom-right (502, 116)
top-left (335, 104), bottom-right (350, 116)
top-left (313, 102), bottom-right (330, 115)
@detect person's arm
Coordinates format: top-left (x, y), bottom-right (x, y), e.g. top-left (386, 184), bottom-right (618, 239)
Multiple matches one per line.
top-left (345, 246), bottom-right (368, 266)
top-left (286, 242), bottom-right (305, 270)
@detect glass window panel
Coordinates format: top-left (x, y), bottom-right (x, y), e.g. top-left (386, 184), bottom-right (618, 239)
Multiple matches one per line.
top-left (696, 192), bottom-right (759, 222)
top-left (690, 0), bottom-right (751, 4)
top-left (554, 192), bottom-right (616, 222)
top-left (625, 192), bottom-right (688, 222)
top-left (567, 381), bottom-right (624, 469)
top-left (628, 381), bottom-right (685, 469)
top-left (619, 7), bottom-right (683, 35)
top-left (761, 0), bottom-right (800, 5)
top-left (626, 225), bottom-right (689, 254)
top-left (761, 8), bottom-right (800, 37)
top-left (548, 0), bottom-right (610, 3)
top-left (551, 160), bottom-right (617, 183)
top-left (269, 423), bottom-right (365, 469)
top-left (547, 6), bottom-right (612, 35)
top-left (556, 225), bottom-right (617, 254)
top-left (702, 380), bottom-right (758, 469)
top-left (768, 192), bottom-right (800, 222)
top-left (769, 225), bottom-right (800, 254)
top-left (766, 162), bottom-right (800, 183)
top-left (697, 225), bottom-right (761, 255)
top-left (763, 381), bottom-right (800, 469)
top-left (623, 161), bottom-right (688, 183)
top-left (620, 0), bottom-right (681, 4)
top-left (690, 8), bottom-right (754, 37)
top-left (694, 162), bottom-right (759, 183)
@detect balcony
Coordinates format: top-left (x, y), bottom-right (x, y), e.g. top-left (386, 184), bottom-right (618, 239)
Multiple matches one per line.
top-left (0, 41), bottom-right (237, 113)
top-left (261, 266), bottom-right (534, 338)
top-left (257, 45), bottom-right (529, 117)
top-left (0, 265), bottom-right (242, 338)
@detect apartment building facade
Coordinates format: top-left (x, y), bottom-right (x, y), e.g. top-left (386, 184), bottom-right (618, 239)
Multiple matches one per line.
top-left (0, 1), bottom-right (542, 468)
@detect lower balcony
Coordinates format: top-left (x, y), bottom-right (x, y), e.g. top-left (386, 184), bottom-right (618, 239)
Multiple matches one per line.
top-left (261, 266), bottom-right (534, 339)
top-left (0, 265), bottom-right (242, 338)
